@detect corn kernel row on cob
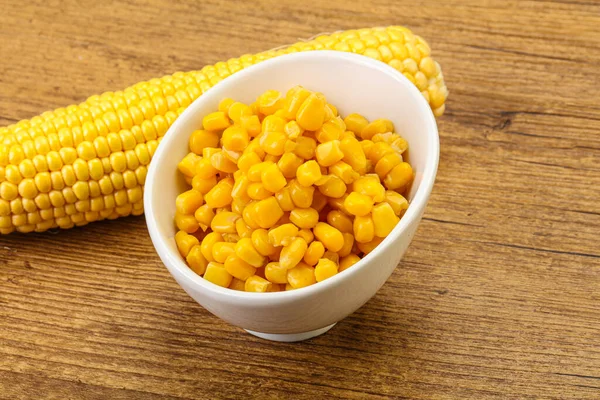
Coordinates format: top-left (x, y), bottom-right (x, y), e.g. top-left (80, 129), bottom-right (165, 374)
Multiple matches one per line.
top-left (0, 26), bottom-right (448, 234)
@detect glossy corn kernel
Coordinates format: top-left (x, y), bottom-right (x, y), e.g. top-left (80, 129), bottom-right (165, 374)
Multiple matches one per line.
top-left (224, 254), bottom-right (257, 281)
top-left (175, 213), bottom-right (200, 233)
top-left (326, 210), bottom-right (353, 233)
top-left (210, 211), bottom-right (240, 234)
top-left (277, 152), bottom-right (303, 179)
top-left (384, 190), bottom-right (409, 215)
top-left (261, 163), bottom-right (287, 193)
top-left (353, 176), bottom-right (386, 202)
top-left (235, 237), bottom-right (266, 267)
top-left (186, 245), bottom-right (208, 275)
top-left (280, 237), bottom-right (308, 269)
top-left (357, 236), bottom-right (384, 255)
top-left (296, 94), bottom-right (326, 131)
top-left (317, 175), bottom-right (346, 198)
top-left (176, 189), bottom-right (204, 215)
top-left (245, 275), bottom-right (272, 292)
top-left (288, 180), bottom-right (314, 208)
top-left (344, 191), bottom-right (373, 217)
top-left (340, 137), bottom-right (367, 174)
top-left (222, 126), bottom-right (249, 152)
top-left (204, 262), bottom-right (233, 287)
top-left (313, 222), bottom-right (344, 252)
top-left (315, 258), bottom-right (338, 282)
top-left (265, 262), bottom-right (288, 284)
top-left (384, 162), bottom-right (413, 190)
top-left (203, 111), bottom-right (231, 131)
top-left (251, 228), bottom-right (277, 256)
top-left (303, 240), bottom-right (325, 266)
top-left (344, 113), bottom-right (369, 135)
top-left (339, 254), bottom-right (361, 272)
top-left (361, 119), bottom-right (393, 140)
top-left (315, 140), bottom-right (344, 167)
top-left (338, 233), bottom-right (355, 257)
top-left (372, 202), bottom-right (399, 237)
top-left (175, 230), bottom-right (200, 258)
top-left (189, 130), bottom-right (220, 155)
top-left (289, 207), bottom-right (319, 229)
top-left (287, 263), bottom-right (316, 289)
top-left (212, 242), bottom-right (236, 263)
top-left (204, 178), bottom-right (233, 208)
top-left (296, 160), bottom-right (322, 187)
top-left (294, 136), bottom-right (317, 160)
top-left (268, 223), bottom-right (299, 247)
top-left (354, 215), bottom-right (375, 243)
top-left (315, 121), bottom-right (343, 143)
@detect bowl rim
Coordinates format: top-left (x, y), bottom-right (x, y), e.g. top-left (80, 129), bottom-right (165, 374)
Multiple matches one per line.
top-left (145, 50), bottom-right (440, 304)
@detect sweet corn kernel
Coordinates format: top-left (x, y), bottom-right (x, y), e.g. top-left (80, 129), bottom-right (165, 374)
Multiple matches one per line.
top-left (344, 113), bottom-right (369, 135)
top-left (282, 86), bottom-right (311, 119)
top-left (338, 233), bottom-right (354, 257)
top-left (265, 262), bottom-right (288, 284)
top-left (294, 136), bottom-right (317, 160)
top-left (235, 218), bottom-right (252, 239)
top-left (326, 210), bottom-right (353, 233)
top-left (176, 189), bottom-right (204, 215)
top-left (204, 262), bottom-right (233, 287)
top-left (280, 237), bottom-right (308, 269)
top-left (353, 176), bottom-right (386, 202)
top-left (340, 137), bottom-right (367, 173)
top-left (240, 115), bottom-right (262, 137)
top-left (384, 162), bottom-right (413, 190)
top-left (247, 182), bottom-right (272, 200)
top-left (177, 152), bottom-right (201, 177)
top-left (315, 121), bottom-right (343, 143)
top-left (361, 119), bottom-right (393, 140)
top-left (261, 163), bottom-right (287, 193)
top-left (223, 253), bottom-right (257, 281)
top-left (317, 175), bottom-right (346, 198)
top-left (313, 222), bottom-right (344, 252)
top-left (296, 94), bottom-right (325, 131)
top-left (259, 131), bottom-right (287, 156)
top-left (186, 245), bottom-right (208, 275)
top-left (277, 152), bottom-right (303, 179)
top-left (284, 120), bottom-right (304, 140)
top-left (323, 250), bottom-right (340, 264)
top-left (175, 230), bottom-right (199, 258)
top-left (200, 232), bottom-right (223, 262)
top-left (203, 111), bottom-right (231, 131)
top-left (228, 102), bottom-right (252, 123)
top-left (194, 204), bottom-right (215, 230)
top-left (357, 236), bottom-right (384, 255)
top-left (375, 152), bottom-right (403, 179)
top-left (247, 161), bottom-right (271, 182)
top-left (298, 228), bottom-right (314, 244)
top-left (229, 277), bottom-right (246, 291)
top-left (258, 90), bottom-right (282, 116)
top-left (237, 151), bottom-right (262, 172)
top-left (344, 191), bottom-right (373, 216)
top-left (296, 160), bottom-right (322, 187)
top-left (192, 175), bottom-right (217, 194)
top-left (245, 275), bottom-right (272, 292)
top-left (354, 215), bottom-right (375, 243)
top-left (372, 202), bottom-right (399, 237)
top-left (189, 130), bottom-right (220, 155)
top-left (175, 213), bottom-right (200, 233)
top-left (268, 223), bottom-right (298, 247)
top-left (303, 241), bottom-right (325, 266)
top-left (287, 263), bottom-right (316, 289)
top-left (251, 228), bottom-right (277, 256)
top-left (315, 258), bottom-right (338, 282)
top-left (210, 211), bottom-right (240, 233)
top-left (222, 126), bottom-right (249, 152)
top-left (339, 254), bottom-right (361, 272)
top-left (235, 237), bottom-right (266, 267)
top-left (289, 180), bottom-right (314, 208)
top-left (275, 187), bottom-right (295, 212)
top-left (204, 177), bottom-right (233, 208)
top-left (315, 140), bottom-right (344, 167)
top-left (289, 208), bottom-right (319, 229)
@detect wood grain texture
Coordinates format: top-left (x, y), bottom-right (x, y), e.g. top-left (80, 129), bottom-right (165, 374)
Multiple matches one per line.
top-left (1, 0), bottom-right (599, 398)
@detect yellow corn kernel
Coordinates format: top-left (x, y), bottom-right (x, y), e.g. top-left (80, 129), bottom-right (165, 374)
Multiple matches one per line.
top-left (294, 136), bottom-right (317, 160)
top-left (261, 115), bottom-right (287, 134)
top-left (297, 229), bottom-right (313, 244)
top-left (261, 163), bottom-right (287, 193)
top-left (211, 242), bottom-right (236, 263)
top-left (228, 277), bottom-right (246, 291)
top-left (313, 222), bottom-right (344, 252)
top-left (326, 210), bottom-right (353, 233)
top-left (374, 152), bottom-right (403, 179)
top-left (357, 236), bottom-right (384, 255)
top-left (177, 152), bottom-right (201, 177)
top-left (224, 254), bottom-right (256, 281)
top-left (245, 275), bottom-right (272, 292)
top-left (235, 237), bottom-right (266, 267)
top-left (252, 228), bottom-right (277, 256)
top-left (315, 121), bottom-right (343, 143)
top-left (237, 152), bottom-right (261, 173)
top-left (303, 241), bottom-right (325, 266)
top-left (289, 208), bottom-right (319, 229)
top-left (194, 204), bottom-right (215, 231)
top-left (274, 186), bottom-right (295, 212)
top-left (257, 90), bottom-right (282, 116)
top-left (340, 137), bottom-right (367, 173)
top-left (240, 115), bottom-right (262, 137)
top-left (282, 86), bottom-right (312, 119)
top-left (315, 258), bottom-right (338, 282)
top-left (338, 233), bottom-right (354, 257)
top-left (315, 140), bottom-right (344, 167)
top-left (296, 160), bottom-right (322, 187)
top-left (288, 179), bottom-right (314, 208)
top-left (222, 126), bottom-right (249, 152)
top-left (339, 254), bottom-right (361, 272)
top-left (259, 131), bottom-right (287, 156)
top-left (176, 189), bottom-right (204, 215)
top-left (175, 230), bottom-right (200, 258)
top-left (235, 218), bottom-right (252, 239)
top-left (308, 191), bottom-right (326, 212)
top-left (344, 191), bottom-right (373, 216)
top-left (368, 142), bottom-right (395, 165)
top-left (204, 177), bottom-right (233, 208)
top-left (284, 120), bottom-right (304, 140)
top-left (280, 237), bottom-right (308, 269)
top-left (353, 175), bottom-right (385, 202)
top-left (189, 130), bottom-right (220, 155)
top-left (175, 212), bottom-right (199, 233)
top-left (199, 231), bottom-right (223, 262)
top-left (317, 175), bottom-right (346, 198)
top-left (287, 262), bottom-right (316, 289)
top-left (361, 119), bottom-right (393, 140)
top-left (210, 211), bottom-right (240, 233)
top-left (268, 223), bottom-right (299, 247)
top-left (296, 93), bottom-right (326, 131)
top-left (277, 152), bottom-right (303, 179)
top-left (227, 102), bottom-right (252, 123)
top-left (343, 113), bottom-right (369, 135)
top-left (329, 161), bottom-right (359, 185)
top-left (210, 151), bottom-right (238, 174)
top-left (372, 202), bottom-right (399, 237)
top-left (204, 262), bottom-right (233, 287)
top-left (247, 161), bottom-right (272, 182)
top-left (265, 262), bottom-right (288, 284)
top-left (202, 147), bottom-right (220, 159)
top-left (323, 250), bottom-right (340, 264)
top-left (186, 245), bottom-right (209, 275)
top-left (384, 162), bottom-right (413, 190)
top-left (191, 175), bottom-right (217, 195)
top-left (203, 111), bottom-right (231, 131)
top-left (354, 214), bottom-right (375, 243)
top-left (247, 182), bottom-right (272, 200)
top-left (218, 98), bottom-right (236, 114)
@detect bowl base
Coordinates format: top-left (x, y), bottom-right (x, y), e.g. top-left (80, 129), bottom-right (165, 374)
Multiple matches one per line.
top-left (245, 323), bottom-right (336, 342)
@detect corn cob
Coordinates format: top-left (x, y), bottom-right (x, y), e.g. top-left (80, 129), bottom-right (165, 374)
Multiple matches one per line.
top-left (0, 26), bottom-right (448, 234)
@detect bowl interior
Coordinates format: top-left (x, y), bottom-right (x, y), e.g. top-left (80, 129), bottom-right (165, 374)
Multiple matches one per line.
top-left (146, 51), bottom-right (438, 293)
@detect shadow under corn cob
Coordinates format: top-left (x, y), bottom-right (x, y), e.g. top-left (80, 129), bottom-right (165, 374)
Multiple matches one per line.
top-left (0, 26), bottom-right (448, 234)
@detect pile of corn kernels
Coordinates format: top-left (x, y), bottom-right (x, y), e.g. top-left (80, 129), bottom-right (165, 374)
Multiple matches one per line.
top-left (174, 86), bottom-right (413, 292)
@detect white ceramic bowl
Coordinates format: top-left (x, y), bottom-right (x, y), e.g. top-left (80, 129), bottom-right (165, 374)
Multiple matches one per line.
top-left (145, 51), bottom-right (439, 342)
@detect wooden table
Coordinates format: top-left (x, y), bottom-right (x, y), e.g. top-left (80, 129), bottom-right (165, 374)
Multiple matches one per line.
top-left (1, 1), bottom-right (599, 398)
